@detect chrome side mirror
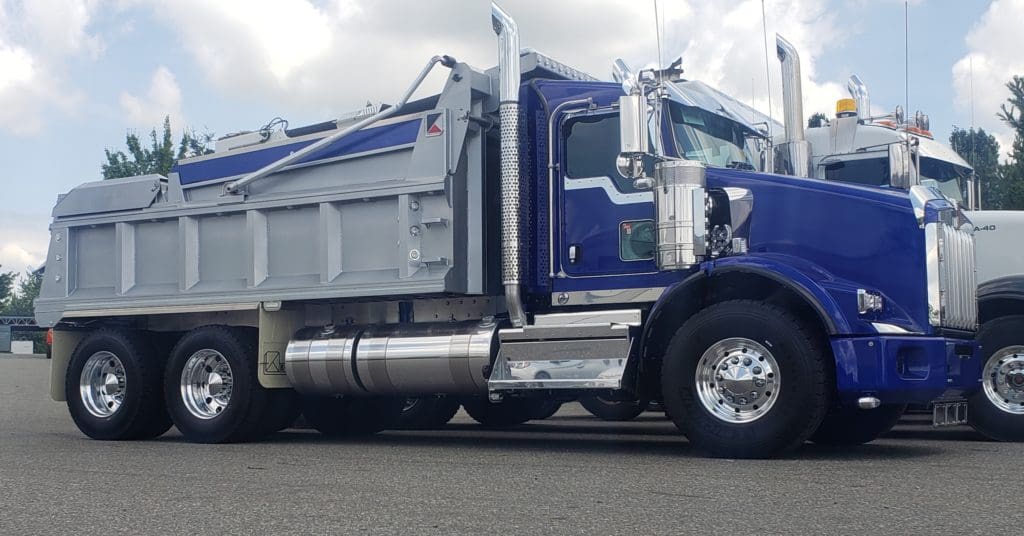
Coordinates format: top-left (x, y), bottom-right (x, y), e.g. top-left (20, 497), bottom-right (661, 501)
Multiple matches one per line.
top-left (617, 93), bottom-right (649, 182)
top-left (889, 143), bottom-right (911, 189)
top-left (619, 94), bottom-right (648, 155)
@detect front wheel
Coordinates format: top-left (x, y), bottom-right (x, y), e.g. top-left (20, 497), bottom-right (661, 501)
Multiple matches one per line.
top-left (661, 300), bottom-right (831, 459)
top-left (809, 404), bottom-right (906, 445)
top-left (968, 316), bottom-right (1024, 442)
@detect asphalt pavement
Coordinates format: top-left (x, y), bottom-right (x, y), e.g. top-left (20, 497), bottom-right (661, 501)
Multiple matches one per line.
top-left (0, 356), bottom-right (1016, 535)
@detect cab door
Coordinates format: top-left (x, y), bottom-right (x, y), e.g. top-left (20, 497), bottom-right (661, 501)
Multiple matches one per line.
top-left (557, 110), bottom-right (656, 279)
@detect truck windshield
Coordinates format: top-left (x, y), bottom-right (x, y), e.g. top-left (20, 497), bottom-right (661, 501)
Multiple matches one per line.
top-left (668, 102), bottom-right (755, 169)
top-left (919, 157), bottom-right (969, 205)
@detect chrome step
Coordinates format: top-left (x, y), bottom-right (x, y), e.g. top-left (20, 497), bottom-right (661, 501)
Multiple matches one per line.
top-left (488, 309), bottom-right (639, 391)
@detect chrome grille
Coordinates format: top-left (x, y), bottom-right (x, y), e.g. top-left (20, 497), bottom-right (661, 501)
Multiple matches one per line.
top-left (931, 222), bottom-right (978, 331)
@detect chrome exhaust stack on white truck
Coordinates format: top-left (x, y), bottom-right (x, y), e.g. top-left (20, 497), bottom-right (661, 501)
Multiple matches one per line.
top-left (774, 35), bottom-right (812, 178)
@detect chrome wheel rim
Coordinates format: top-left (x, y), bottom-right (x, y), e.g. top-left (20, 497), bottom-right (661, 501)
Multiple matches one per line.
top-left (79, 351), bottom-right (127, 418)
top-left (695, 338), bottom-right (780, 423)
top-left (180, 349), bottom-right (233, 420)
top-left (981, 346), bottom-right (1024, 415)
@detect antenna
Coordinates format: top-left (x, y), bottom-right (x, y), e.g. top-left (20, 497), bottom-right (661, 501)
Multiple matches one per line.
top-left (903, 0), bottom-right (914, 182)
top-left (761, 0), bottom-right (774, 139)
top-left (654, 0), bottom-right (664, 80)
top-left (970, 54), bottom-right (980, 208)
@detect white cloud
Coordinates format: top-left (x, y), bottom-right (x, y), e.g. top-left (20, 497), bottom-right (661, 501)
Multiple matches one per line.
top-left (664, 0), bottom-right (848, 132)
top-left (0, 212), bottom-right (50, 277)
top-left (119, 66), bottom-right (184, 130)
top-left (17, 0), bottom-right (104, 59)
top-left (0, 0), bottom-right (101, 135)
top-left (0, 39), bottom-right (79, 135)
top-left (143, 0), bottom-right (845, 130)
top-left (952, 0), bottom-right (1024, 160)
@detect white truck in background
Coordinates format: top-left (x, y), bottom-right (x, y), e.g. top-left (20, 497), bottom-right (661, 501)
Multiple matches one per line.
top-left (795, 67), bottom-right (1024, 441)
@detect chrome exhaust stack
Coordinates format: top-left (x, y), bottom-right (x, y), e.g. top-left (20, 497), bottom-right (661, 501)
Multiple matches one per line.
top-left (847, 75), bottom-right (870, 119)
top-left (491, 2), bottom-right (527, 327)
top-left (775, 35), bottom-right (811, 178)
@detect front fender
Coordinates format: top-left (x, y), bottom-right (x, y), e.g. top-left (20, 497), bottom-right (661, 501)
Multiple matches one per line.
top-left (707, 254), bottom-right (849, 334)
top-left (709, 253), bottom-right (926, 335)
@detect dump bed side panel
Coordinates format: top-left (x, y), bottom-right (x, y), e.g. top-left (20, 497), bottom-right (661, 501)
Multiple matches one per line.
top-left (35, 63), bottom-right (497, 327)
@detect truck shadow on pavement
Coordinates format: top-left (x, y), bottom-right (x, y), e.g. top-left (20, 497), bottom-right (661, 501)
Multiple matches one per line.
top-left (244, 421), bottom-right (945, 462)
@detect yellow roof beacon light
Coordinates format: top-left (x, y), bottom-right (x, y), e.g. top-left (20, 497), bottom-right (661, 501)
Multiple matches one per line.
top-left (836, 98), bottom-right (858, 118)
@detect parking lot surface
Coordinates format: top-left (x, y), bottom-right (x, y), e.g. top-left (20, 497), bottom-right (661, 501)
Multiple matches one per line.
top-left (0, 356), bottom-right (1015, 535)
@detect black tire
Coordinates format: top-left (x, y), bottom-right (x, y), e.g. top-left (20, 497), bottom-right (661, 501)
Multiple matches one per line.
top-left (810, 404), bottom-right (907, 445)
top-left (261, 389), bottom-right (303, 434)
top-left (968, 315), bottom-right (1024, 442)
top-left (528, 400), bottom-right (562, 420)
top-left (579, 396), bottom-right (645, 421)
top-left (65, 328), bottom-right (172, 440)
top-left (661, 300), bottom-right (831, 459)
top-left (164, 326), bottom-right (270, 443)
top-left (462, 398), bottom-right (540, 427)
top-left (302, 396), bottom-right (405, 437)
top-left (396, 397), bottom-right (461, 430)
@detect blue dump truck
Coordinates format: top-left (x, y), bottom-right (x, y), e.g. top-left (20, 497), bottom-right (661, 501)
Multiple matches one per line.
top-left (36, 3), bottom-right (979, 458)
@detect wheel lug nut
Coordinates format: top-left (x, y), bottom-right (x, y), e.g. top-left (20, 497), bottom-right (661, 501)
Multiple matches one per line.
top-left (738, 397), bottom-right (748, 405)
top-left (720, 363), bottom-right (729, 371)
top-left (750, 391), bottom-right (759, 399)
top-left (754, 379), bottom-right (766, 388)
top-left (743, 357), bottom-right (752, 366)
top-left (726, 395), bottom-right (734, 402)
top-left (731, 357), bottom-right (739, 365)
top-left (752, 366), bottom-right (762, 375)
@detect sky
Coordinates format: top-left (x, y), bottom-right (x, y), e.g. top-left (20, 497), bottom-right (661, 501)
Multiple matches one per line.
top-left (0, 0), bottom-right (1020, 279)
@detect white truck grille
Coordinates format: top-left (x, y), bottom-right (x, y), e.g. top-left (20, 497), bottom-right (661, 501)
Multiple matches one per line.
top-left (930, 222), bottom-right (978, 331)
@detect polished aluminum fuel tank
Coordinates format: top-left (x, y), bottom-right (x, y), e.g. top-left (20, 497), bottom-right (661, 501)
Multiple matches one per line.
top-left (653, 159), bottom-right (707, 270)
top-left (285, 320), bottom-right (498, 396)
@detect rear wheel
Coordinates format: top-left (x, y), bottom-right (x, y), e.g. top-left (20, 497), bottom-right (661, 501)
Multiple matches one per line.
top-left (66, 328), bottom-right (172, 440)
top-left (661, 300), bottom-right (831, 459)
top-left (395, 397), bottom-right (461, 430)
top-left (302, 396), bottom-right (405, 437)
top-left (968, 316), bottom-right (1024, 442)
top-left (462, 398), bottom-right (546, 427)
top-left (261, 389), bottom-right (303, 434)
top-left (164, 326), bottom-right (270, 443)
top-left (810, 404), bottom-right (906, 445)
top-left (579, 396), bottom-right (644, 421)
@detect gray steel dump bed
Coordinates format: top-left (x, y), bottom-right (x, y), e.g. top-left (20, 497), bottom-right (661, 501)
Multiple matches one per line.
top-left (35, 62), bottom-right (497, 328)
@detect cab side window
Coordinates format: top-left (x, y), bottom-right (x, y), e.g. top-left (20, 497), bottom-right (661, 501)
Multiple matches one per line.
top-left (565, 114), bottom-right (639, 193)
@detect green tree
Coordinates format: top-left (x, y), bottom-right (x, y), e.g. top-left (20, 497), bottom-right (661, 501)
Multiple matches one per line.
top-left (996, 75), bottom-right (1024, 210)
top-left (949, 127), bottom-right (1007, 209)
top-left (807, 112), bottom-right (828, 129)
top-left (102, 116), bottom-right (213, 179)
top-left (5, 270), bottom-right (42, 316)
top-left (0, 265), bottom-right (15, 312)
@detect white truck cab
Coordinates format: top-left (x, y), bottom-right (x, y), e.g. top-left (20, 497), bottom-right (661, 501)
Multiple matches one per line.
top-left (802, 76), bottom-right (1024, 441)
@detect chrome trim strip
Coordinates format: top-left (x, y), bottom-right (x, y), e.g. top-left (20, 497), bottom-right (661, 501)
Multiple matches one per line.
top-left (563, 176), bottom-right (653, 205)
top-left (552, 287), bottom-right (665, 306)
top-left (533, 309), bottom-right (642, 327)
top-left (871, 322), bottom-right (914, 334)
top-left (63, 302), bottom-right (260, 318)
